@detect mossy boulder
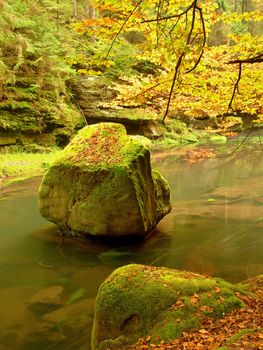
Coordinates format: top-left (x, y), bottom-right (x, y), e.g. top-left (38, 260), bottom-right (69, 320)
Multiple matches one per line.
top-left (157, 119), bottom-right (199, 149)
top-left (38, 123), bottom-right (171, 238)
top-left (223, 116), bottom-right (243, 132)
top-left (209, 134), bottom-right (227, 143)
top-left (91, 264), bottom-right (247, 350)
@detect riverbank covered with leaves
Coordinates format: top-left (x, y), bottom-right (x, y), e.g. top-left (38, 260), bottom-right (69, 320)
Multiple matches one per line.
top-left (126, 275), bottom-right (263, 350)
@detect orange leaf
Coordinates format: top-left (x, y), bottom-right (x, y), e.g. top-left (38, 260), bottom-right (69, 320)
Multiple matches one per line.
top-left (199, 329), bottom-right (209, 334)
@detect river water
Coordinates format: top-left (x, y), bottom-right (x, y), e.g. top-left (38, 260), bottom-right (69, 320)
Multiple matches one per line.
top-left (0, 137), bottom-right (262, 350)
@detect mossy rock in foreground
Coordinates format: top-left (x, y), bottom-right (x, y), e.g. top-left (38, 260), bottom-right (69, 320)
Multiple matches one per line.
top-left (38, 123), bottom-right (171, 238)
top-left (91, 264), bottom-right (247, 350)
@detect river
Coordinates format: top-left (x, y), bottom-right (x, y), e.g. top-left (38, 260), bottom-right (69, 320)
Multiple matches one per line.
top-left (0, 136), bottom-right (262, 350)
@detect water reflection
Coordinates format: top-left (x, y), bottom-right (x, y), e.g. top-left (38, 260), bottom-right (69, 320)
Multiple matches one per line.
top-left (0, 138), bottom-right (263, 349)
top-left (153, 139), bottom-right (263, 281)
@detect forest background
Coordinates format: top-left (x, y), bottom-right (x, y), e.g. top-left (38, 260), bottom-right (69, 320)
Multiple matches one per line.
top-left (0, 0), bottom-right (263, 149)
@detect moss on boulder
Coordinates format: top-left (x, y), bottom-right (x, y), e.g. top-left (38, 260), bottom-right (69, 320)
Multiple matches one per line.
top-left (223, 116), bottom-right (243, 132)
top-left (91, 264), bottom-right (247, 350)
top-left (38, 123), bottom-right (171, 238)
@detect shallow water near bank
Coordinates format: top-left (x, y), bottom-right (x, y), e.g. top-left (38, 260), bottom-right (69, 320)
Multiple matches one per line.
top-left (0, 136), bottom-right (262, 350)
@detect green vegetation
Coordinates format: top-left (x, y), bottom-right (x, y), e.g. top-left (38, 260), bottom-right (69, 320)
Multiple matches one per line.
top-left (0, 150), bottom-right (60, 185)
top-left (0, 0), bottom-right (262, 158)
top-left (0, 0), bottom-right (85, 148)
top-left (73, 0), bottom-right (263, 125)
top-left (0, 0), bottom-right (262, 151)
top-left (66, 288), bottom-right (87, 305)
top-left (55, 122), bottom-right (146, 167)
top-left (217, 328), bottom-right (263, 350)
top-left (0, 3), bottom-right (262, 347)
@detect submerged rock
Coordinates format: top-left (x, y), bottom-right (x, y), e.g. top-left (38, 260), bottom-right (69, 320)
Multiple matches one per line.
top-left (29, 285), bottom-right (64, 312)
top-left (24, 299), bottom-right (94, 349)
top-left (42, 298), bottom-right (94, 340)
top-left (38, 123), bottom-right (171, 238)
top-left (91, 264), bottom-right (246, 350)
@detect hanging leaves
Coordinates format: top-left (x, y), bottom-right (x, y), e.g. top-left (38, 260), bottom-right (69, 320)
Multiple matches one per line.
top-left (72, 0), bottom-right (263, 124)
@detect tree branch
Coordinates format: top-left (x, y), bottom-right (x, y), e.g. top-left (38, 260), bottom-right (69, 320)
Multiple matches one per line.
top-left (155, 0), bottom-right (162, 47)
top-left (105, 0), bottom-right (143, 58)
top-left (141, 4), bottom-right (193, 23)
top-left (227, 122), bottom-right (255, 156)
top-left (162, 0), bottom-right (207, 123)
top-left (103, 0), bottom-right (207, 124)
top-left (162, 53), bottom-right (184, 123)
top-left (226, 52), bottom-right (263, 112)
top-left (121, 78), bottom-right (173, 103)
top-left (186, 6), bottom-right (206, 73)
top-left (227, 53), bottom-right (263, 64)
top-left (186, 0), bottom-right (197, 45)
top-left (228, 62), bottom-right (242, 111)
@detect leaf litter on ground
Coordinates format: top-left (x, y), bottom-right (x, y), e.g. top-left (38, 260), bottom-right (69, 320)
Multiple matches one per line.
top-left (125, 277), bottom-right (263, 350)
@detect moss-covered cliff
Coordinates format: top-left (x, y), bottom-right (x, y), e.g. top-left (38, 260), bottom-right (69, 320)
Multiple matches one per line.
top-left (0, 0), bottom-right (85, 149)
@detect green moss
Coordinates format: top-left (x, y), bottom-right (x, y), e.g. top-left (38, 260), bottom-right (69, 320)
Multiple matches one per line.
top-left (55, 123), bottom-right (148, 168)
top-left (153, 137), bottom-right (181, 149)
top-left (164, 131), bottom-right (198, 145)
top-left (224, 116), bottom-right (243, 132)
top-left (113, 108), bottom-right (158, 121)
top-left (0, 0), bottom-right (84, 146)
top-left (5, 85), bottom-right (39, 102)
top-left (0, 100), bottom-right (33, 110)
top-left (199, 293), bottom-right (245, 318)
top-left (226, 328), bottom-right (260, 343)
top-left (99, 336), bottom-right (129, 350)
top-left (151, 119), bottom-right (204, 150)
top-left (165, 119), bottom-right (189, 134)
top-left (209, 135), bottom-right (227, 143)
top-left (217, 328), bottom-right (263, 350)
top-left (154, 315), bottom-right (200, 342)
top-left (39, 123), bottom-right (171, 237)
top-left (152, 170), bottom-right (171, 221)
top-left (129, 135), bottom-right (152, 148)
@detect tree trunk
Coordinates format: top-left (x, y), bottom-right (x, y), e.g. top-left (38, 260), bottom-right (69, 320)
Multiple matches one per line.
top-left (72, 0), bottom-right (78, 17)
top-left (241, 0), bottom-right (248, 13)
top-left (86, 0), bottom-right (95, 19)
top-left (0, 80), bottom-right (2, 101)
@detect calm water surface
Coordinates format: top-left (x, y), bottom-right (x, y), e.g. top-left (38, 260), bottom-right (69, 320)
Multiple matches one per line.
top-left (0, 137), bottom-right (262, 350)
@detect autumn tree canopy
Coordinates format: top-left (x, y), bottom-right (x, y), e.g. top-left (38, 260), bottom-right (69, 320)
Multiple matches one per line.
top-left (73, 0), bottom-right (263, 124)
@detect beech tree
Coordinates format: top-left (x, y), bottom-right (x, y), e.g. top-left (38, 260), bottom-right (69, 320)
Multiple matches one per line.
top-left (73, 0), bottom-right (263, 124)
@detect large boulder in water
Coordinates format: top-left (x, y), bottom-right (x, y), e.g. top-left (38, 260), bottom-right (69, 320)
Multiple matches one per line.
top-left (38, 123), bottom-right (171, 238)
